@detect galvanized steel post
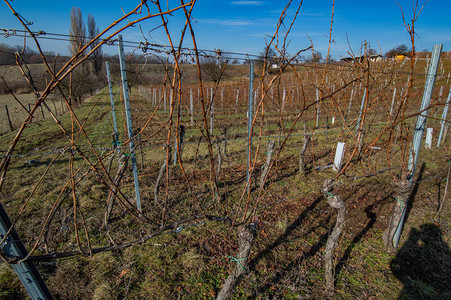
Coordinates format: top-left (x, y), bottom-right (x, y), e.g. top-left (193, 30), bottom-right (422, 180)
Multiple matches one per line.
top-left (118, 35), bottom-right (142, 212)
top-left (210, 87), bottom-right (214, 135)
top-left (393, 44), bottom-right (442, 248)
top-left (106, 61), bottom-right (120, 150)
top-left (437, 85), bottom-right (451, 147)
top-left (0, 203), bottom-right (53, 299)
top-left (407, 44), bottom-right (442, 181)
top-left (247, 62), bottom-right (254, 192)
top-left (355, 88), bottom-right (367, 135)
top-left (190, 89), bottom-right (193, 126)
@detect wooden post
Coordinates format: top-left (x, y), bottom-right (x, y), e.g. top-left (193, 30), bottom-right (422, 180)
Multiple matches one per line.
top-left (5, 105), bottom-right (13, 132)
top-left (52, 101), bottom-right (58, 115)
top-left (60, 99), bottom-right (64, 114)
top-left (163, 89), bottom-right (166, 111)
top-left (236, 90), bottom-right (239, 114)
top-left (40, 104), bottom-right (45, 119)
top-left (169, 89), bottom-right (173, 112)
top-left (173, 125), bottom-right (185, 166)
top-left (28, 104), bottom-right (32, 123)
top-left (190, 89), bottom-right (194, 126)
top-left (315, 87), bottom-right (320, 127)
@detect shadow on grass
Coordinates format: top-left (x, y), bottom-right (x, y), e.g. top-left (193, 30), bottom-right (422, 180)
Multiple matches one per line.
top-left (404, 162), bottom-right (426, 226)
top-left (391, 223), bottom-right (451, 299)
top-left (249, 196), bottom-right (324, 270)
top-left (334, 195), bottom-right (391, 283)
top-left (251, 230), bottom-right (329, 297)
top-left (247, 195), bottom-right (329, 296)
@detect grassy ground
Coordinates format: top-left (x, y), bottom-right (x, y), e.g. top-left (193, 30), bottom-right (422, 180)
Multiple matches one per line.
top-left (0, 61), bottom-right (450, 299)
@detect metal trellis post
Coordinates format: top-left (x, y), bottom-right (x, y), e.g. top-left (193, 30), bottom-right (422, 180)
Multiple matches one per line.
top-left (210, 87), bottom-right (214, 135)
top-left (106, 61), bottom-right (120, 150)
top-left (407, 44), bottom-right (442, 181)
top-left (355, 88), bottom-right (367, 135)
top-left (389, 88), bottom-right (397, 117)
top-left (118, 35), bottom-right (142, 212)
top-left (0, 203), bottom-right (53, 300)
top-left (437, 85), bottom-right (451, 147)
top-left (247, 62), bottom-right (254, 192)
top-left (393, 43), bottom-right (442, 248)
top-left (190, 89), bottom-right (194, 126)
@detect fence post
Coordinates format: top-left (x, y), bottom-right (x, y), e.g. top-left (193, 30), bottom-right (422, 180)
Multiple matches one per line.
top-left (5, 105), bottom-right (13, 132)
top-left (407, 44), bottom-right (442, 181)
top-left (118, 35), bottom-right (142, 212)
top-left (390, 88), bottom-right (397, 117)
top-left (315, 87), bottom-right (320, 127)
top-left (190, 89), bottom-right (194, 126)
top-left (347, 89), bottom-right (354, 114)
top-left (0, 203), bottom-right (53, 299)
top-left (437, 85), bottom-right (451, 147)
top-left (106, 61), bottom-right (120, 150)
top-left (27, 104), bottom-right (32, 123)
top-left (52, 101), bottom-right (58, 115)
top-left (282, 88), bottom-right (286, 113)
top-left (173, 125), bottom-right (185, 166)
top-left (247, 62), bottom-right (254, 192)
top-left (164, 89), bottom-right (166, 111)
top-left (355, 88), bottom-right (367, 134)
top-left (236, 90), bottom-right (239, 114)
top-left (392, 44), bottom-right (442, 249)
top-left (40, 104), bottom-right (45, 119)
top-left (210, 87), bottom-right (214, 135)
top-left (170, 89), bottom-right (173, 112)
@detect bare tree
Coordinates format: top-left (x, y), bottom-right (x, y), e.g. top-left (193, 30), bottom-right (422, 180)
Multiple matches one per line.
top-left (87, 13), bottom-right (102, 72)
top-left (201, 55), bottom-right (229, 82)
top-left (69, 7), bottom-right (86, 57)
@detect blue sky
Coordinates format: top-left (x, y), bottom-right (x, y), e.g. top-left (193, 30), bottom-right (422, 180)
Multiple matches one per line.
top-left (1, 0), bottom-right (450, 60)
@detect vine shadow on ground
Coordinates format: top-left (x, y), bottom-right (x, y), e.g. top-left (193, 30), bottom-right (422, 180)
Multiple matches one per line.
top-left (334, 194), bottom-right (391, 283)
top-left (403, 162), bottom-right (426, 227)
top-left (247, 195), bottom-right (329, 296)
top-left (249, 195), bottom-right (324, 270)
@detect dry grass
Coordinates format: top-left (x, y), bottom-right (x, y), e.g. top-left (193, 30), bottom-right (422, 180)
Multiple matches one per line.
top-left (0, 58), bottom-right (450, 299)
